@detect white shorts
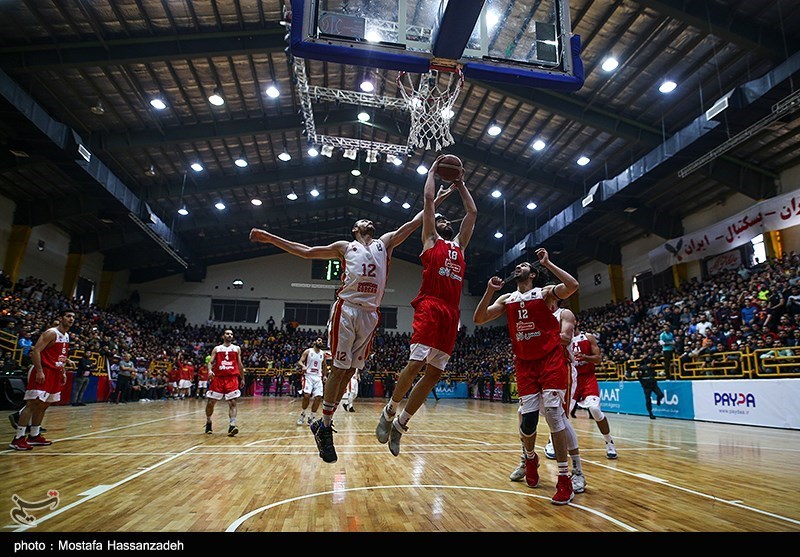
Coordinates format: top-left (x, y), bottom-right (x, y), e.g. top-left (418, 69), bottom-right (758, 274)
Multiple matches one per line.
top-left (178, 379), bottom-right (193, 389)
top-left (577, 395), bottom-right (601, 409)
top-left (409, 343), bottom-right (451, 370)
top-left (302, 375), bottom-right (324, 398)
top-left (205, 389), bottom-right (241, 401)
top-left (170, 382), bottom-right (178, 389)
top-left (517, 390), bottom-right (564, 414)
top-left (198, 381), bottom-right (208, 388)
top-left (24, 390), bottom-right (61, 403)
top-left (327, 300), bottom-right (379, 369)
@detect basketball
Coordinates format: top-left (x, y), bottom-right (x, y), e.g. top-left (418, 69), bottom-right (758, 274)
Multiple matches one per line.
top-left (435, 154), bottom-right (463, 182)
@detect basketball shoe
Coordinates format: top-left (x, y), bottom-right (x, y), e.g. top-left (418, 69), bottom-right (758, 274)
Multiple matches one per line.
top-left (525, 453), bottom-right (540, 488)
top-left (310, 419), bottom-right (337, 463)
top-left (552, 475), bottom-right (574, 505)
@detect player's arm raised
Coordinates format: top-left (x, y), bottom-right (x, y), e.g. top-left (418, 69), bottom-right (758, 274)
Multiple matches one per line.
top-left (250, 228), bottom-right (348, 260)
top-left (537, 248), bottom-right (579, 303)
top-left (454, 179), bottom-right (477, 250)
top-left (473, 277), bottom-right (510, 325)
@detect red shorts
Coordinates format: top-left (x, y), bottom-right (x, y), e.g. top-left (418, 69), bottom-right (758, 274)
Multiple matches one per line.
top-left (515, 346), bottom-right (571, 398)
top-left (574, 369), bottom-right (600, 402)
top-left (26, 365), bottom-right (63, 395)
top-left (206, 375), bottom-right (241, 400)
top-left (410, 297), bottom-right (460, 355)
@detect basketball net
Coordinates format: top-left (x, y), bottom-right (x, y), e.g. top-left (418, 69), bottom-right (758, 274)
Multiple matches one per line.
top-left (398, 67), bottom-right (464, 152)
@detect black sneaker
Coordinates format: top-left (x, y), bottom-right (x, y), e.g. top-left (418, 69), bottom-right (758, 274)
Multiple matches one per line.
top-left (205, 422), bottom-right (212, 434)
top-left (227, 425), bottom-right (239, 437)
top-left (310, 418), bottom-right (337, 463)
top-left (348, 406), bottom-right (355, 413)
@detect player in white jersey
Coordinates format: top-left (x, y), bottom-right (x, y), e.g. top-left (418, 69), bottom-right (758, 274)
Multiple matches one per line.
top-left (249, 184), bottom-right (455, 463)
top-left (296, 337), bottom-right (329, 425)
top-left (509, 300), bottom-right (587, 494)
top-left (342, 368), bottom-right (359, 412)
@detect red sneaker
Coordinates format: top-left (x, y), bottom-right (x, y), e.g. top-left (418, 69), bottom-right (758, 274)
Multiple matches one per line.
top-left (9, 437), bottom-right (32, 451)
top-left (525, 453), bottom-right (540, 488)
top-left (551, 474), bottom-right (574, 505)
top-left (27, 435), bottom-right (52, 446)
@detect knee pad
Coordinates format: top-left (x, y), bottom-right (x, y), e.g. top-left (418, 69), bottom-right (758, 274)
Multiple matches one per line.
top-left (564, 419), bottom-right (578, 451)
top-left (589, 404), bottom-right (605, 423)
top-left (519, 411), bottom-right (539, 437)
top-left (544, 405), bottom-right (567, 433)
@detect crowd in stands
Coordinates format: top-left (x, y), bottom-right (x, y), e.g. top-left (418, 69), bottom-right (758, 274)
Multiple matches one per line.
top-left (1, 252), bottom-right (798, 400)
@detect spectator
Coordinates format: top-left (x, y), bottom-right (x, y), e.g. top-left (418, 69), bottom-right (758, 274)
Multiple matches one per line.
top-left (70, 350), bottom-right (94, 406)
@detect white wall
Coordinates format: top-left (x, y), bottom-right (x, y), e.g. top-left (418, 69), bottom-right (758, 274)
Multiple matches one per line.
top-left (0, 195), bottom-right (14, 267)
top-left (620, 235), bottom-right (665, 300)
top-left (577, 259), bottom-right (612, 309)
top-left (18, 224), bottom-right (70, 288)
top-left (132, 253), bottom-right (486, 334)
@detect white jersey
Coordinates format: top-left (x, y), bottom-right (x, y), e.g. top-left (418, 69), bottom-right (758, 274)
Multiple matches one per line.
top-left (304, 349), bottom-right (326, 377)
top-left (336, 239), bottom-right (389, 309)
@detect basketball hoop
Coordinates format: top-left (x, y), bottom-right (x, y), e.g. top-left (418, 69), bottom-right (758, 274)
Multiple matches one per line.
top-left (397, 66), bottom-right (464, 152)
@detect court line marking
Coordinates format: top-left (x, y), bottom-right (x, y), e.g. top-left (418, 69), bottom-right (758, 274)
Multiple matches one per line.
top-left (225, 484), bottom-right (638, 532)
top-left (245, 433), bottom-right (490, 447)
top-left (578, 458), bottom-right (800, 527)
top-left (6, 445), bottom-right (201, 532)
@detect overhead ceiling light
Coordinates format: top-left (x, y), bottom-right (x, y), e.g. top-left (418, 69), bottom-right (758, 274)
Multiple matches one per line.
top-left (310, 188), bottom-right (320, 197)
top-left (90, 100), bottom-right (105, 115)
top-left (392, 155), bottom-right (403, 166)
top-left (532, 139), bottom-right (546, 151)
top-left (144, 164), bottom-right (156, 177)
top-left (265, 85), bottom-right (280, 98)
top-left (491, 190), bottom-right (502, 198)
top-left (278, 150), bottom-right (292, 162)
top-left (190, 162), bottom-right (204, 172)
top-left (601, 57), bottom-right (619, 72)
top-left (287, 192), bottom-right (298, 201)
top-left (348, 187), bottom-right (359, 195)
top-left (251, 198), bottom-right (263, 206)
top-left (365, 150), bottom-right (378, 163)
top-left (381, 195), bottom-right (391, 204)
top-left (402, 202), bottom-right (411, 210)
top-left (360, 79), bottom-right (375, 92)
top-left (659, 80), bottom-right (677, 94)
top-left (494, 231), bottom-right (504, 239)
top-left (526, 202), bottom-right (538, 210)
top-left (208, 87), bottom-right (225, 106)
top-left (416, 164), bottom-right (428, 174)
top-left (577, 156), bottom-right (590, 166)
top-left (235, 155), bottom-right (248, 168)
top-left (320, 144), bottom-right (334, 158)
top-left (343, 148), bottom-right (358, 160)
top-left (357, 111), bottom-right (370, 122)
top-left (150, 98), bottom-right (167, 110)
top-left (177, 206), bottom-right (189, 216)
top-left (487, 123), bottom-right (502, 136)
top-left (215, 201), bottom-right (226, 210)
top-left (351, 169), bottom-right (361, 176)
top-left (624, 206), bottom-right (638, 213)
top-left (308, 146), bottom-right (319, 157)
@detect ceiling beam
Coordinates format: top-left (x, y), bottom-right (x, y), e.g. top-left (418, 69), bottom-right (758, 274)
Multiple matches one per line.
top-left (0, 26), bottom-right (288, 72)
top-left (13, 195), bottom-right (104, 227)
top-left (633, 0), bottom-right (797, 61)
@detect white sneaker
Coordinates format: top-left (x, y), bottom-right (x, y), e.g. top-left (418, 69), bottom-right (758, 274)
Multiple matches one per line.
top-left (544, 439), bottom-right (556, 460)
top-left (509, 455), bottom-right (526, 482)
top-left (606, 442), bottom-right (618, 460)
top-left (571, 472), bottom-right (586, 494)
top-left (296, 415), bottom-right (305, 426)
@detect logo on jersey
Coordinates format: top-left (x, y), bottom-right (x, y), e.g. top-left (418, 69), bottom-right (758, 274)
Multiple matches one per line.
top-left (437, 266), bottom-right (463, 281)
top-left (517, 321), bottom-right (537, 332)
top-left (357, 282), bottom-right (378, 293)
top-left (515, 331), bottom-right (542, 341)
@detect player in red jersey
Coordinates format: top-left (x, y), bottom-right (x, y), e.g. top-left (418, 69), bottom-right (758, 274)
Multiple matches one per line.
top-left (375, 156), bottom-right (477, 456)
top-left (178, 354), bottom-right (194, 400)
top-left (473, 251), bottom-right (579, 504)
top-left (9, 308), bottom-right (75, 450)
top-left (205, 329), bottom-right (245, 437)
top-left (196, 365), bottom-right (209, 399)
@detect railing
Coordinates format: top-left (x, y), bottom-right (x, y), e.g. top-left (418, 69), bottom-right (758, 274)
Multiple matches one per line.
top-left (0, 329), bottom-right (23, 366)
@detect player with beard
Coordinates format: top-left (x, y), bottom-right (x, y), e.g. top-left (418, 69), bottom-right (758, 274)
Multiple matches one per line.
top-left (375, 158), bottom-right (477, 457)
top-left (473, 252), bottom-right (579, 504)
top-left (250, 179), bottom-right (455, 463)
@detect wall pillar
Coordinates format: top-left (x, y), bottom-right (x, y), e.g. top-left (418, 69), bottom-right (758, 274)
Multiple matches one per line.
top-left (608, 264), bottom-right (624, 302)
top-left (672, 262), bottom-right (688, 290)
top-left (62, 253), bottom-right (83, 299)
top-left (97, 270), bottom-right (115, 308)
top-left (3, 225), bottom-right (31, 284)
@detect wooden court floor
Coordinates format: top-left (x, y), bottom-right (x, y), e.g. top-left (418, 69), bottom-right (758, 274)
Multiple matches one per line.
top-left (1, 396), bottom-right (799, 533)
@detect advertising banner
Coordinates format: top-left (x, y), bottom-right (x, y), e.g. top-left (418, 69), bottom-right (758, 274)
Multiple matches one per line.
top-left (598, 380), bottom-right (695, 420)
top-left (692, 378), bottom-right (800, 429)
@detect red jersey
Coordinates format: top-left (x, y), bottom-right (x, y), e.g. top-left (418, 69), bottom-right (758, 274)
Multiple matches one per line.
top-left (505, 287), bottom-right (561, 360)
top-left (198, 367), bottom-right (209, 381)
top-left (412, 238), bottom-right (465, 309)
top-left (41, 328), bottom-right (70, 372)
top-left (572, 333), bottom-right (596, 377)
top-left (213, 344), bottom-right (241, 377)
top-left (181, 363), bottom-right (195, 381)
